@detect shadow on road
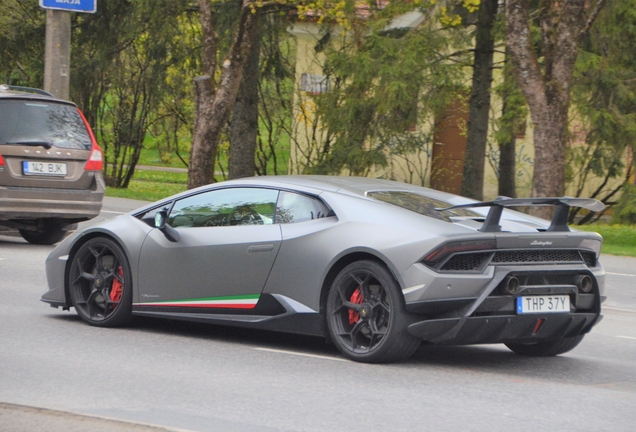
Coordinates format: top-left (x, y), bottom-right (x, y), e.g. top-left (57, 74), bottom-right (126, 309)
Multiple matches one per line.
top-left (44, 311), bottom-right (635, 392)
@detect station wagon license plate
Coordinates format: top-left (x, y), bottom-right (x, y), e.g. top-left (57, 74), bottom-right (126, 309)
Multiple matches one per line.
top-left (22, 160), bottom-right (67, 176)
top-left (517, 295), bottom-right (570, 314)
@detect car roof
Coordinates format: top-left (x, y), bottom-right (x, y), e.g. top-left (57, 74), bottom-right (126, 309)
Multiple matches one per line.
top-left (223, 175), bottom-right (473, 203)
top-left (0, 85), bottom-right (76, 106)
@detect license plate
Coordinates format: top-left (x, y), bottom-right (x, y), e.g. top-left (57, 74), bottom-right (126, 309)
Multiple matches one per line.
top-left (517, 295), bottom-right (570, 314)
top-left (23, 160), bottom-right (67, 176)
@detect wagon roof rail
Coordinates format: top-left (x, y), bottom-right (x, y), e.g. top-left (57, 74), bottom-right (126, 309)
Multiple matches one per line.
top-left (0, 85), bottom-right (54, 97)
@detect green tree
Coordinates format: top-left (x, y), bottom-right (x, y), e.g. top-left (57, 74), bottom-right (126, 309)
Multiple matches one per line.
top-left (461, 0), bottom-right (499, 200)
top-left (0, 1), bottom-right (45, 86)
top-left (254, 14), bottom-right (296, 176)
top-left (569, 0), bottom-right (636, 223)
top-left (308, 1), bottom-right (468, 180)
top-left (505, 0), bottom-right (606, 217)
top-left (0, 0), bottom-right (198, 188)
top-left (72, 0), bottom-right (195, 188)
top-left (189, 0), bottom-right (289, 189)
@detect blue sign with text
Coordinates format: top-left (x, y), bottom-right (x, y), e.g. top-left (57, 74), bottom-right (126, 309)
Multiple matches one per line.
top-left (40, 0), bottom-right (97, 14)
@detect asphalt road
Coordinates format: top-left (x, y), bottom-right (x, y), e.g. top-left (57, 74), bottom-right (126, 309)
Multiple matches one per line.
top-left (1, 198), bottom-right (635, 431)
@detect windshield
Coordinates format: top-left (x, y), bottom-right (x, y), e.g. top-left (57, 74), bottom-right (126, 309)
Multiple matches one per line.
top-left (0, 99), bottom-right (91, 150)
top-left (367, 191), bottom-right (482, 222)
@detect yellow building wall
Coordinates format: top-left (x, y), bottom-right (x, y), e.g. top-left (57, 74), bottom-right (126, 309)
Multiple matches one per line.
top-left (288, 21), bottom-right (624, 201)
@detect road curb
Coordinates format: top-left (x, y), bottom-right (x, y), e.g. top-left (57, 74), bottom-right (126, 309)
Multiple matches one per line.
top-left (0, 402), bottom-right (193, 432)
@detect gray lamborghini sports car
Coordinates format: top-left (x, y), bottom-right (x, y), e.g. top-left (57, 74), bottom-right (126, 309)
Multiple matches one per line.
top-left (42, 176), bottom-right (606, 363)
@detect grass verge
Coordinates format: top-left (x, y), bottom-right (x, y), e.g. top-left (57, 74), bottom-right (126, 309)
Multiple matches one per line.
top-left (105, 169), bottom-right (187, 202)
top-left (575, 224), bottom-right (636, 257)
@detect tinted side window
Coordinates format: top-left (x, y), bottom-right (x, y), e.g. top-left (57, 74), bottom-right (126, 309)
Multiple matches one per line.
top-left (168, 188), bottom-right (279, 228)
top-left (367, 191), bottom-right (481, 222)
top-left (0, 100), bottom-right (91, 150)
top-left (276, 191), bottom-right (331, 224)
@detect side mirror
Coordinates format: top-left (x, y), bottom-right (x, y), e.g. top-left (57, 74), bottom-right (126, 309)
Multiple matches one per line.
top-left (154, 210), bottom-right (180, 242)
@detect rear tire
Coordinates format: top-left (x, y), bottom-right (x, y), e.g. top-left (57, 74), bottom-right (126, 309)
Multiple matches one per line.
top-left (326, 260), bottom-right (420, 363)
top-left (505, 335), bottom-right (585, 357)
top-left (19, 219), bottom-right (68, 245)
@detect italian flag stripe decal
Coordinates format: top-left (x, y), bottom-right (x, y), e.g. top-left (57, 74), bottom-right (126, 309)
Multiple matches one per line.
top-left (137, 294), bottom-right (260, 309)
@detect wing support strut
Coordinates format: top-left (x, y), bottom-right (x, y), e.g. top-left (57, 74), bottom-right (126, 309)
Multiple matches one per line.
top-left (436, 197), bottom-right (605, 233)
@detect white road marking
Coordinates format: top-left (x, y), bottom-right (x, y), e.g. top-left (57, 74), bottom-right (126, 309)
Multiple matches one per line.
top-left (606, 272), bottom-right (636, 277)
top-left (254, 348), bottom-right (348, 362)
top-left (616, 335), bottom-right (636, 341)
top-left (603, 306), bottom-right (636, 313)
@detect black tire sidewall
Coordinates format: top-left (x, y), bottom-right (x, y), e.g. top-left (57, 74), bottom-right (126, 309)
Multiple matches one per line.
top-left (19, 219), bottom-right (67, 245)
top-left (69, 237), bottom-right (133, 327)
top-left (326, 260), bottom-right (419, 363)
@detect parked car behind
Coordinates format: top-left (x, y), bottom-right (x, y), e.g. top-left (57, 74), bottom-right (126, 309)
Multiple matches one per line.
top-left (0, 85), bottom-right (104, 244)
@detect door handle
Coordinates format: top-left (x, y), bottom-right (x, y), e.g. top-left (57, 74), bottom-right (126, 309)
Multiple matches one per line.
top-left (247, 244), bottom-right (274, 253)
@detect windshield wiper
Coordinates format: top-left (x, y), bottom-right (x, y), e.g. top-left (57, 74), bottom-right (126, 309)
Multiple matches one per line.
top-left (6, 140), bottom-right (53, 149)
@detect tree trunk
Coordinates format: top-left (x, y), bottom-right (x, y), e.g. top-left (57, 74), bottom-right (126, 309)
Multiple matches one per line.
top-left (187, 0), bottom-right (218, 189)
top-left (530, 101), bottom-right (569, 198)
top-left (188, 0), bottom-right (261, 189)
top-left (188, 75), bottom-right (217, 188)
top-left (198, 0), bottom-right (217, 84)
top-left (229, 16), bottom-right (261, 180)
top-left (498, 135), bottom-right (517, 197)
top-left (461, 0), bottom-right (498, 200)
top-left (505, 0), bottom-right (606, 217)
top-left (497, 51), bottom-right (524, 198)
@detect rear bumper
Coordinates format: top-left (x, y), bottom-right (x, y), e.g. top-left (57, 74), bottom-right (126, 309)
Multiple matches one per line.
top-left (0, 175), bottom-right (104, 222)
top-left (407, 312), bottom-right (601, 345)
top-left (403, 260), bottom-right (604, 345)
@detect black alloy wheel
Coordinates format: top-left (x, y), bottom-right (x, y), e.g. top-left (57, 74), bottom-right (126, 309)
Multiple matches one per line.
top-left (326, 260), bottom-right (420, 363)
top-left (68, 237), bottom-right (132, 327)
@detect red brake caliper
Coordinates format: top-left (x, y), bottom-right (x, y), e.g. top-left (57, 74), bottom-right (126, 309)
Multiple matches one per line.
top-left (348, 287), bottom-right (363, 325)
top-left (110, 266), bottom-right (124, 302)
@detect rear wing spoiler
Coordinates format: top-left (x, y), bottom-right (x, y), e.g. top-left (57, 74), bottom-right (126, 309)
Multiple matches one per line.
top-left (436, 197), bottom-right (605, 233)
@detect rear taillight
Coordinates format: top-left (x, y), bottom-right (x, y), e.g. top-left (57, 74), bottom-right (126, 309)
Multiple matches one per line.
top-left (423, 239), bottom-right (496, 264)
top-left (85, 146), bottom-right (103, 171)
top-left (0, 154), bottom-right (5, 166)
top-left (77, 108), bottom-right (103, 171)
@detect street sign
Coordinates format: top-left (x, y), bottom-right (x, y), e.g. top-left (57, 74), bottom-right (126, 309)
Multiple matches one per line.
top-left (39, 0), bottom-right (97, 14)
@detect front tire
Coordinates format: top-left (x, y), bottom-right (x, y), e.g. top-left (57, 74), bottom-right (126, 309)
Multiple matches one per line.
top-left (505, 335), bottom-right (585, 357)
top-left (326, 260), bottom-right (420, 363)
top-left (68, 237), bottom-right (133, 327)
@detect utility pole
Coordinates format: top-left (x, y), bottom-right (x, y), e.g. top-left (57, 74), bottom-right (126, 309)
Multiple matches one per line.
top-left (40, 0), bottom-right (97, 99)
top-left (43, 9), bottom-right (71, 100)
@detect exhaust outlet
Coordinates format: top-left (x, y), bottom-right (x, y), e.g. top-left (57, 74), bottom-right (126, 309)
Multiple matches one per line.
top-left (575, 275), bottom-right (593, 293)
top-left (500, 276), bottom-right (520, 295)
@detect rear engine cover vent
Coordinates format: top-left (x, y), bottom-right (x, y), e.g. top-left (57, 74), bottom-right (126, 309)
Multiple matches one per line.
top-left (438, 249), bottom-right (596, 272)
top-left (581, 251), bottom-right (596, 267)
top-left (492, 250), bottom-right (582, 264)
top-left (441, 252), bottom-right (492, 271)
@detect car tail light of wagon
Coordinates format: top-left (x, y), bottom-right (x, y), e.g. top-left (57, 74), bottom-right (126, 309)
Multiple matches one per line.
top-left (77, 108), bottom-right (103, 172)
